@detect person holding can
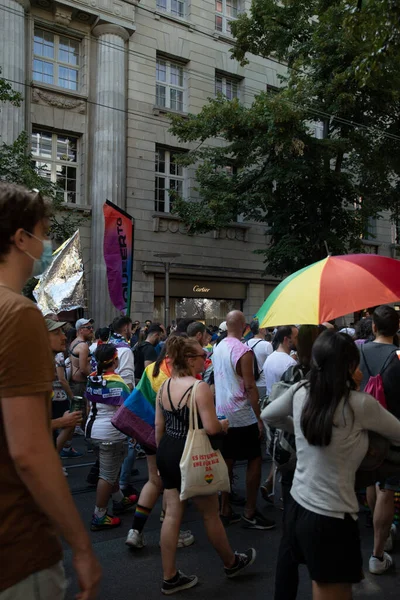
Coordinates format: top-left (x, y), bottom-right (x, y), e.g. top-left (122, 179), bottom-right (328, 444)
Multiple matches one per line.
top-left (86, 343), bottom-right (138, 530)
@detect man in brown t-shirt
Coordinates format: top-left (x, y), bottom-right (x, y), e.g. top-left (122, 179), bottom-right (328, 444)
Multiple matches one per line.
top-left (0, 183), bottom-right (101, 599)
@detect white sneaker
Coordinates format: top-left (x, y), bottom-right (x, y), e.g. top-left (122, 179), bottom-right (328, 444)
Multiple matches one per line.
top-left (158, 530), bottom-right (195, 548)
top-left (177, 530), bottom-right (195, 548)
top-left (384, 524), bottom-right (397, 552)
top-left (126, 529), bottom-right (145, 549)
top-left (369, 552), bottom-right (393, 575)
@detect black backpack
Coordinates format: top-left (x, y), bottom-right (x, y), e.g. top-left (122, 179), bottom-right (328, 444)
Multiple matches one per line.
top-left (265, 365), bottom-right (304, 469)
top-left (133, 341), bottom-right (147, 380)
top-left (246, 340), bottom-right (263, 381)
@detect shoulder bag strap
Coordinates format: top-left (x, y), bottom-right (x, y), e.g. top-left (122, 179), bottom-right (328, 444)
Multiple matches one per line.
top-left (189, 380), bottom-right (201, 432)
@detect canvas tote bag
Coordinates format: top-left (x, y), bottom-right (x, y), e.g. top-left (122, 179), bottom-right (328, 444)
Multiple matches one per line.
top-left (179, 380), bottom-right (230, 501)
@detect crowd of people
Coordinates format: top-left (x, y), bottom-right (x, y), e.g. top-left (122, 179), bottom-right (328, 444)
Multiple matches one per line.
top-left (3, 181), bottom-right (400, 600)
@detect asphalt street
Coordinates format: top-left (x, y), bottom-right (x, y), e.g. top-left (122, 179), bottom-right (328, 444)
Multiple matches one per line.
top-left (63, 438), bottom-right (400, 599)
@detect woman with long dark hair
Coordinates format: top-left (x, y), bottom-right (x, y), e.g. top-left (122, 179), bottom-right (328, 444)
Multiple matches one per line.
top-left (262, 330), bottom-right (400, 600)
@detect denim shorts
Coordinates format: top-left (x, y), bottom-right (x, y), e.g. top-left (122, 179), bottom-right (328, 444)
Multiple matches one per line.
top-left (91, 440), bottom-right (127, 485)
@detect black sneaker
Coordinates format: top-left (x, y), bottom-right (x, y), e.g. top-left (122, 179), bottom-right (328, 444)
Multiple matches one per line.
top-left (242, 510), bottom-right (276, 530)
top-left (161, 571), bottom-right (198, 595)
top-left (121, 484), bottom-right (139, 498)
top-left (224, 548), bottom-right (257, 578)
top-left (260, 484), bottom-right (274, 504)
top-left (220, 512), bottom-right (241, 527)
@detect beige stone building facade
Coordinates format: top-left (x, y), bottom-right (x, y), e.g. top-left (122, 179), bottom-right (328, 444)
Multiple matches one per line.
top-left (1, 0), bottom-right (399, 327)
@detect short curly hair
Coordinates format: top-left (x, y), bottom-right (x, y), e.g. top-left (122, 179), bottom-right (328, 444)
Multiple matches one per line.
top-left (0, 182), bottom-right (52, 260)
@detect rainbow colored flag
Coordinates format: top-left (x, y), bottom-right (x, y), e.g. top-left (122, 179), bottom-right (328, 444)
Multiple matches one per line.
top-left (111, 359), bottom-right (171, 451)
top-left (86, 373), bottom-right (130, 406)
top-left (242, 324), bottom-right (253, 342)
top-left (103, 200), bottom-right (134, 316)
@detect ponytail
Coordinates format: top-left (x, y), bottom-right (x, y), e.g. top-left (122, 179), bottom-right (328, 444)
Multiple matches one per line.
top-left (95, 343), bottom-right (117, 375)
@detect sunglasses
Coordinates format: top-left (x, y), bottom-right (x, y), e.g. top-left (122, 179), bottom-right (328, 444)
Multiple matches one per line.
top-left (188, 352), bottom-right (207, 359)
top-left (83, 325), bottom-right (94, 330)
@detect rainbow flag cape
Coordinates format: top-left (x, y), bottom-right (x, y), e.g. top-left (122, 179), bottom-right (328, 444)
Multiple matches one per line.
top-left (111, 359), bottom-right (171, 451)
top-left (86, 373), bottom-right (130, 406)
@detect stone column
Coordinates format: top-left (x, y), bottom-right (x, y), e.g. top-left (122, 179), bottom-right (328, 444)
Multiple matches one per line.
top-left (90, 24), bottom-right (129, 326)
top-left (0, 0), bottom-right (29, 143)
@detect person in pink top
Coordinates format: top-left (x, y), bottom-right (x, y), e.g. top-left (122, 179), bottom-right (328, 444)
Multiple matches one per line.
top-left (213, 310), bottom-right (276, 530)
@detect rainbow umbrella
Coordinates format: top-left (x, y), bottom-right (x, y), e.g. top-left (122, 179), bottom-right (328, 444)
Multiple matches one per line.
top-left (257, 254), bottom-right (400, 328)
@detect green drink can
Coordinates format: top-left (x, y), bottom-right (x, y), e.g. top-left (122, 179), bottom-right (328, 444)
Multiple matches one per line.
top-left (70, 396), bottom-right (87, 423)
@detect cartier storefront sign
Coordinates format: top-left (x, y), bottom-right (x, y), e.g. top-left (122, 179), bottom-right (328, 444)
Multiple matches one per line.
top-left (154, 278), bottom-right (247, 300)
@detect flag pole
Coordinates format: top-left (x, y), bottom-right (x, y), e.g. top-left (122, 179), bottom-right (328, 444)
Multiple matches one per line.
top-left (126, 217), bottom-right (134, 319)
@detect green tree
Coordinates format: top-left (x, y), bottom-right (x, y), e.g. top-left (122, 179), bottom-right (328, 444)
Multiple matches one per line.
top-left (169, 0), bottom-right (400, 275)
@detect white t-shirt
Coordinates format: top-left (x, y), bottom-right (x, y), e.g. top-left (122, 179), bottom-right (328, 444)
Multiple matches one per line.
top-left (263, 351), bottom-right (296, 396)
top-left (245, 338), bottom-right (273, 389)
top-left (213, 337), bottom-right (258, 428)
top-left (89, 342), bottom-right (97, 355)
top-left (116, 347), bottom-right (135, 389)
top-left (87, 403), bottom-right (126, 441)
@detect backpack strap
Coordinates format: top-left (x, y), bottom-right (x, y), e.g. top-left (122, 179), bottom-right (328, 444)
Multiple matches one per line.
top-left (361, 346), bottom-right (396, 377)
top-left (246, 339), bottom-right (262, 349)
top-left (360, 346), bottom-right (372, 377)
top-left (380, 350), bottom-right (397, 376)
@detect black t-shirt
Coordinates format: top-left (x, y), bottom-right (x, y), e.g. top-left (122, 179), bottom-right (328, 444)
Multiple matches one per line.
top-left (360, 342), bottom-right (400, 420)
top-left (134, 341), bottom-right (157, 380)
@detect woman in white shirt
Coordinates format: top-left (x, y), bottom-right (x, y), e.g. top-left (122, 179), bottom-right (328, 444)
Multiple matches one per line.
top-left (262, 330), bottom-right (400, 600)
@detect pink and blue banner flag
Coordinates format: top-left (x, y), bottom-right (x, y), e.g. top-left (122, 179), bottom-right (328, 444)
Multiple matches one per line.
top-left (103, 200), bottom-right (134, 316)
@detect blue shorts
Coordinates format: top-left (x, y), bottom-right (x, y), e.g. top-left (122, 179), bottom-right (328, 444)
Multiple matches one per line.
top-left (378, 476), bottom-right (400, 492)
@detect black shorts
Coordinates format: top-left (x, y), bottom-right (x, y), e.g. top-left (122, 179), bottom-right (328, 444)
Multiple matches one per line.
top-left (156, 435), bottom-right (186, 491)
top-left (52, 399), bottom-right (71, 420)
top-left (285, 497), bottom-right (363, 584)
top-left (221, 422), bottom-right (261, 461)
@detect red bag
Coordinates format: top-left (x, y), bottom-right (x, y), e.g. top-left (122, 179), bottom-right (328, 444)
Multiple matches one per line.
top-left (361, 347), bottom-right (396, 410)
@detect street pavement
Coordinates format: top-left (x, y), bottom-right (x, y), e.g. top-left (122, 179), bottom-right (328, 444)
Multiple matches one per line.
top-left (63, 437), bottom-right (400, 599)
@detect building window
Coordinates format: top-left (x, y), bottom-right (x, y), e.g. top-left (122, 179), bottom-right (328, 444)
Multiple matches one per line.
top-left (155, 148), bottom-right (184, 213)
top-left (31, 130), bottom-right (79, 204)
top-left (156, 58), bottom-right (185, 112)
top-left (33, 28), bottom-right (79, 91)
top-left (215, 74), bottom-right (239, 100)
top-left (156, 0), bottom-right (185, 17)
top-left (215, 0), bottom-right (239, 35)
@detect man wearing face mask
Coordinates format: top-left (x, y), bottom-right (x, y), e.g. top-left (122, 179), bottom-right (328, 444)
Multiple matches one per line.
top-left (0, 183), bottom-right (101, 600)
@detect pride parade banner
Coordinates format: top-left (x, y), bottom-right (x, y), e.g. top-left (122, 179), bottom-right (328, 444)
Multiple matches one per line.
top-left (103, 200), bottom-right (134, 316)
